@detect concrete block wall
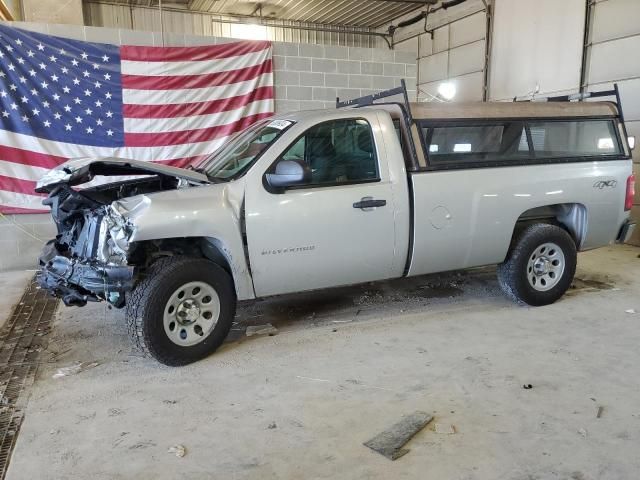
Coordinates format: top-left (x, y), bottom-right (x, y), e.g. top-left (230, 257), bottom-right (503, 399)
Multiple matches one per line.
top-left (272, 43), bottom-right (417, 113)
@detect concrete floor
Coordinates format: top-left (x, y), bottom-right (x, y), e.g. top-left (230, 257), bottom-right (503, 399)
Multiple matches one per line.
top-left (0, 270), bottom-right (37, 329)
top-left (5, 245), bottom-right (640, 480)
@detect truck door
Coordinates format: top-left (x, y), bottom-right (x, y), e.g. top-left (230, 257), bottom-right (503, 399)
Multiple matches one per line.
top-left (244, 117), bottom-right (397, 297)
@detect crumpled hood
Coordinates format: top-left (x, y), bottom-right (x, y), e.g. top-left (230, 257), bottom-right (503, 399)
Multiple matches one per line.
top-left (35, 157), bottom-right (210, 193)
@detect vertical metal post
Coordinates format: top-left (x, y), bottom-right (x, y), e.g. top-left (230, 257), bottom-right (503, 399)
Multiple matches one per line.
top-left (579, 0), bottom-right (594, 96)
top-left (482, 2), bottom-right (493, 101)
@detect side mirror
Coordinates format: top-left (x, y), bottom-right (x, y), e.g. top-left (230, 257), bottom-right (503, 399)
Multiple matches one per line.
top-left (628, 136), bottom-right (636, 150)
top-left (265, 160), bottom-right (310, 189)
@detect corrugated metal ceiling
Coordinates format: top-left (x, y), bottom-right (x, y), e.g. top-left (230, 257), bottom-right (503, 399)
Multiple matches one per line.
top-left (87, 0), bottom-right (425, 28)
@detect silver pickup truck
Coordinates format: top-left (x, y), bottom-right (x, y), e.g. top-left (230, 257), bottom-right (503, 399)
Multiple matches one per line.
top-left (36, 84), bottom-right (636, 365)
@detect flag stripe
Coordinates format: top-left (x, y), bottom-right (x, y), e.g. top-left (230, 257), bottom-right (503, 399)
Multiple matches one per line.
top-left (121, 59), bottom-right (272, 91)
top-left (0, 175), bottom-right (43, 197)
top-left (120, 41), bottom-right (271, 62)
top-left (124, 111), bottom-right (273, 147)
top-left (0, 160), bottom-right (50, 181)
top-left (121, 48), bottom-right (270, 76)
top-left (0, 145), bottom-right (67, 170)
top-left (123, 99), bottom-right (273, 133)
top-left (123, 85), bottom-right (274, 119)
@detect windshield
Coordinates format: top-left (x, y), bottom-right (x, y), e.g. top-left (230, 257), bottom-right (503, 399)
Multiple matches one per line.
top-left (193, 119), bottom-right (294, 180)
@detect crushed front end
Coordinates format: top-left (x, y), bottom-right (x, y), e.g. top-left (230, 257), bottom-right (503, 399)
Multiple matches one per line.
top-left (34, 157), bottom-right (211, 307)
top-left (37, 185), bottom-right (138, 307)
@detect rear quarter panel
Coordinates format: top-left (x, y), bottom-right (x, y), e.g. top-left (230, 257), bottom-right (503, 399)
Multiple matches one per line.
top-left (408, 159), bottom-right (632, 276)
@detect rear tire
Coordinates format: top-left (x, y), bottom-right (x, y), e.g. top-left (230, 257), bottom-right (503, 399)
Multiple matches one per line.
top-left (126, 256), bottom-right (236, 366)
top-left (497, 224), bottom-right (577, 306)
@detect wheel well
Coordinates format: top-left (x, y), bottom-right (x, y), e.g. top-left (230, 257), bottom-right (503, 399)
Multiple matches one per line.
top-left (128, 237), bottom-right (233, 275)
top-left (512, 203), bottom-right (587, 248)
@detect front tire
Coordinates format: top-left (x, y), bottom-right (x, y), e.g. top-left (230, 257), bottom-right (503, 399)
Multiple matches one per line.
top-left (497, 224), bottom-right (577, 306)
top-left (126, 256), bottom-right (236, 366)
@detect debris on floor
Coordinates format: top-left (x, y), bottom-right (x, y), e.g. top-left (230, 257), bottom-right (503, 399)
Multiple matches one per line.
top-left (167, 445), bottom-right (186, 458)
top-left (596, 406), bottom-right (604, 418)
top-left (578, 428), bottom-right (588, 438)
top-left (624, 309), bottom-right (637, 314)
top-left (363, 411), bottom-right (433, 460)
top-left (523, 384), bottom-right (533, 389)
top-left (52, 361), bottom-right (100, 379)
top-left (434, 423), bottom-right (456, 434)
top-left (245, 324), bottom-right (278, 337)
top-left (267, 422), bottom-right (277, 429)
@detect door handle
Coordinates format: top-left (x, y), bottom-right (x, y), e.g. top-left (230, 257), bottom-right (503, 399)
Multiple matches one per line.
top-left (353, 197), bottom-right (387, 210)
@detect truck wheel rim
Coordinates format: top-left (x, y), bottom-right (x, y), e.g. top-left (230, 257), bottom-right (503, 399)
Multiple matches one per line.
top-left (163, 281), bottom-right (221, 347)
top-left (526, 242), bottom-right (565, 292)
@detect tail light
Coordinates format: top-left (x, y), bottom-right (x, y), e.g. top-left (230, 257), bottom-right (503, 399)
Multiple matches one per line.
top-left (625, 174), bottom-right (636, 211)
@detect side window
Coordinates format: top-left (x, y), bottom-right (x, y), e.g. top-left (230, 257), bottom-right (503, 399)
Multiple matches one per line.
top-left (422, 122), bottom-right (528, 165)
top-left (527, 120), bottom-right (622, 158)
top-left (277, 118), bottom-right (379, 186)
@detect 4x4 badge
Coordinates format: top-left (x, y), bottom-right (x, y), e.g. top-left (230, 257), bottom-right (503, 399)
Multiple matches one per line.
top-left (593, 180), bottom-right (617, 189)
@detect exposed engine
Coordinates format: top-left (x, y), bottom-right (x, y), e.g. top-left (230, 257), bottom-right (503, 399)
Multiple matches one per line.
top-left (38, 175), bottom-right (186, 307)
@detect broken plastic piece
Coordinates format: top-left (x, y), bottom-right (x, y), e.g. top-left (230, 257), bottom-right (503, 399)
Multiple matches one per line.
top-left (52, 361), bottom-right (100, 379)
top-left (363, 411), bottom-right (433, 460)
top-left (625, 309), bottom-right (637, 314)
top-left (434, 423), bottom-right (456, 434)
top-left (523, 384), bottom-right (533, 389)
top-left (245, 324), bottom-right (278, 337)
top-left (168, 445), bottom-right (186, 457)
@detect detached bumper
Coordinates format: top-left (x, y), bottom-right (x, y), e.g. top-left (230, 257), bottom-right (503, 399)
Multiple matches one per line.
top-left (617, 219), bottom-right (636, 244)
top-left (38, 241), bottom-right (135, 307)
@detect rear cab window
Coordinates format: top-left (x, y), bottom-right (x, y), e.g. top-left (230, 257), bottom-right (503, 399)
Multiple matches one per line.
top-left (419, 118), bottom-right (624, 169)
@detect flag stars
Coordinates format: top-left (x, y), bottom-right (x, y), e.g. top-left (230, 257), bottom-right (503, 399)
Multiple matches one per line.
top-left (1, 110), bottom-right (8, 118)
top-left (64, 105), bottom-right (71, 112)
top-left (62, 86), bottom-right (70, 94)
top-left (75, 116), bottom-right (83, 124)
top-left (15, 39), bottom-right (22, 46)
top-left (17, 57), bottom-right (24, 64)
top-left (21, 114), bottom-right (29, 122)
top-left (106, 129), bottom-right (113, 136)
top-left (20, 96), bottom-right (28, 104)
top-left (54, 112), bottom-right (61, 120)
top-left (82, 70), bottom-right (90, 78)
top-left (73, 97), bottom-right (82, 105)
top-left (84, 89), bottom-right (92, 97)
top-left (18, 76), bottom-right (26, 84)
top-left (10, 102), bottom-right (18, 110)
top-left (85, 108), bottom-right (93, 115)
top-left (96, 119), bottom-right (103, 126)
top-left (95, 100), bottom-right (102, 107)
top-left (29, 88), bottom-right (38, 96)
top-left (72, 78), bottom-right (80, 85)
top-left (0, 90), bottom-right (6, 98)
top-left (38, 62), bottom-right (46, 70)
top-left (9, 84), bottom-right (17, 91)
top-left (49, 55), bottom-right (57, 62)
top-left (41, 81), bottom-right (49, 89)
top-left (94, 81), bottom-right (102, 89)
top-left (86, 126), bottom-right (94, 134)
top-left (32, 108), bottom-right (40, 116)
top-left (81, 52), bottom-right (88, 60)
top-left (37, 43), bottom-right (45, 51)
top-left (5, 45), bottom-right (13, 52)
top-left (43, 120), bottom-right (51, 127)
top-left (65, 124), bottom-right (72, 131)
top-left (42, 101), bottom-right (50, 108)
top-left (92, 63), bottom-right (99, 70)
top-left (60, 48), bottom-right (67, 55)
top-left (71, 59), bottom-right (79, 66)
top-left (61, 67), bottom-right (68, 74)
top-left (105, 110), bottom-right (113, 118)
top-left (101, 54), bottom-right (109, 62)
top-left (103, 73), bottom-right (111, 81)
top-left (28, 69), bottom-right (36, 77)
top-left (105, 92), bottom-right (112, 100)
top-left (51, 74), bottom-right (58, 82)
top-left (7, 63), bottom-right (15, 71)
top-left (27, 50), bottom-right (34, 58)
top-left (53, 94), bottom-right (60, 101)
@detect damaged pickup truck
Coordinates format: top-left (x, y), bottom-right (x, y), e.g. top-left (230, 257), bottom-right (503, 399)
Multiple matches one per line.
top-left (36, 84), bottom-right (636, 366)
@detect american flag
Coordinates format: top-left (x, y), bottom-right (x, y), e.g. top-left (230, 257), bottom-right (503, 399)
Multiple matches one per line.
top-left (0, 24), bottom-right (274, 213)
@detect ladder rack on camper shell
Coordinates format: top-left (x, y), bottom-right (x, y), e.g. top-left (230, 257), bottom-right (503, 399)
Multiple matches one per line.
top-left (336, 79), bottom-right (412, 117)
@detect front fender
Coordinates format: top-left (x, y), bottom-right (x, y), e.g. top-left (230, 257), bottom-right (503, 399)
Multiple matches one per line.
top-left (117, 181), bottom-right (255, 300)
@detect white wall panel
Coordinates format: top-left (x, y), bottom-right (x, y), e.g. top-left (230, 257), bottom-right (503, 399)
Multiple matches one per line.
top-left (418, 51), bottom-right (449, 83)
top-left (489, 0), bottom-right (586, 100)
top-left (433, 25), bottom-right (449, 54)
top-left (587, 35), bottom-right (640, 84)
top-left (419, 71), bottom-right (483, 102)
top-left (591, 0), bottom-right (640, 44)
top-left (449, 11), bottom-right (485, 48)
top-left (449, 40), bottom-right (485, 77)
